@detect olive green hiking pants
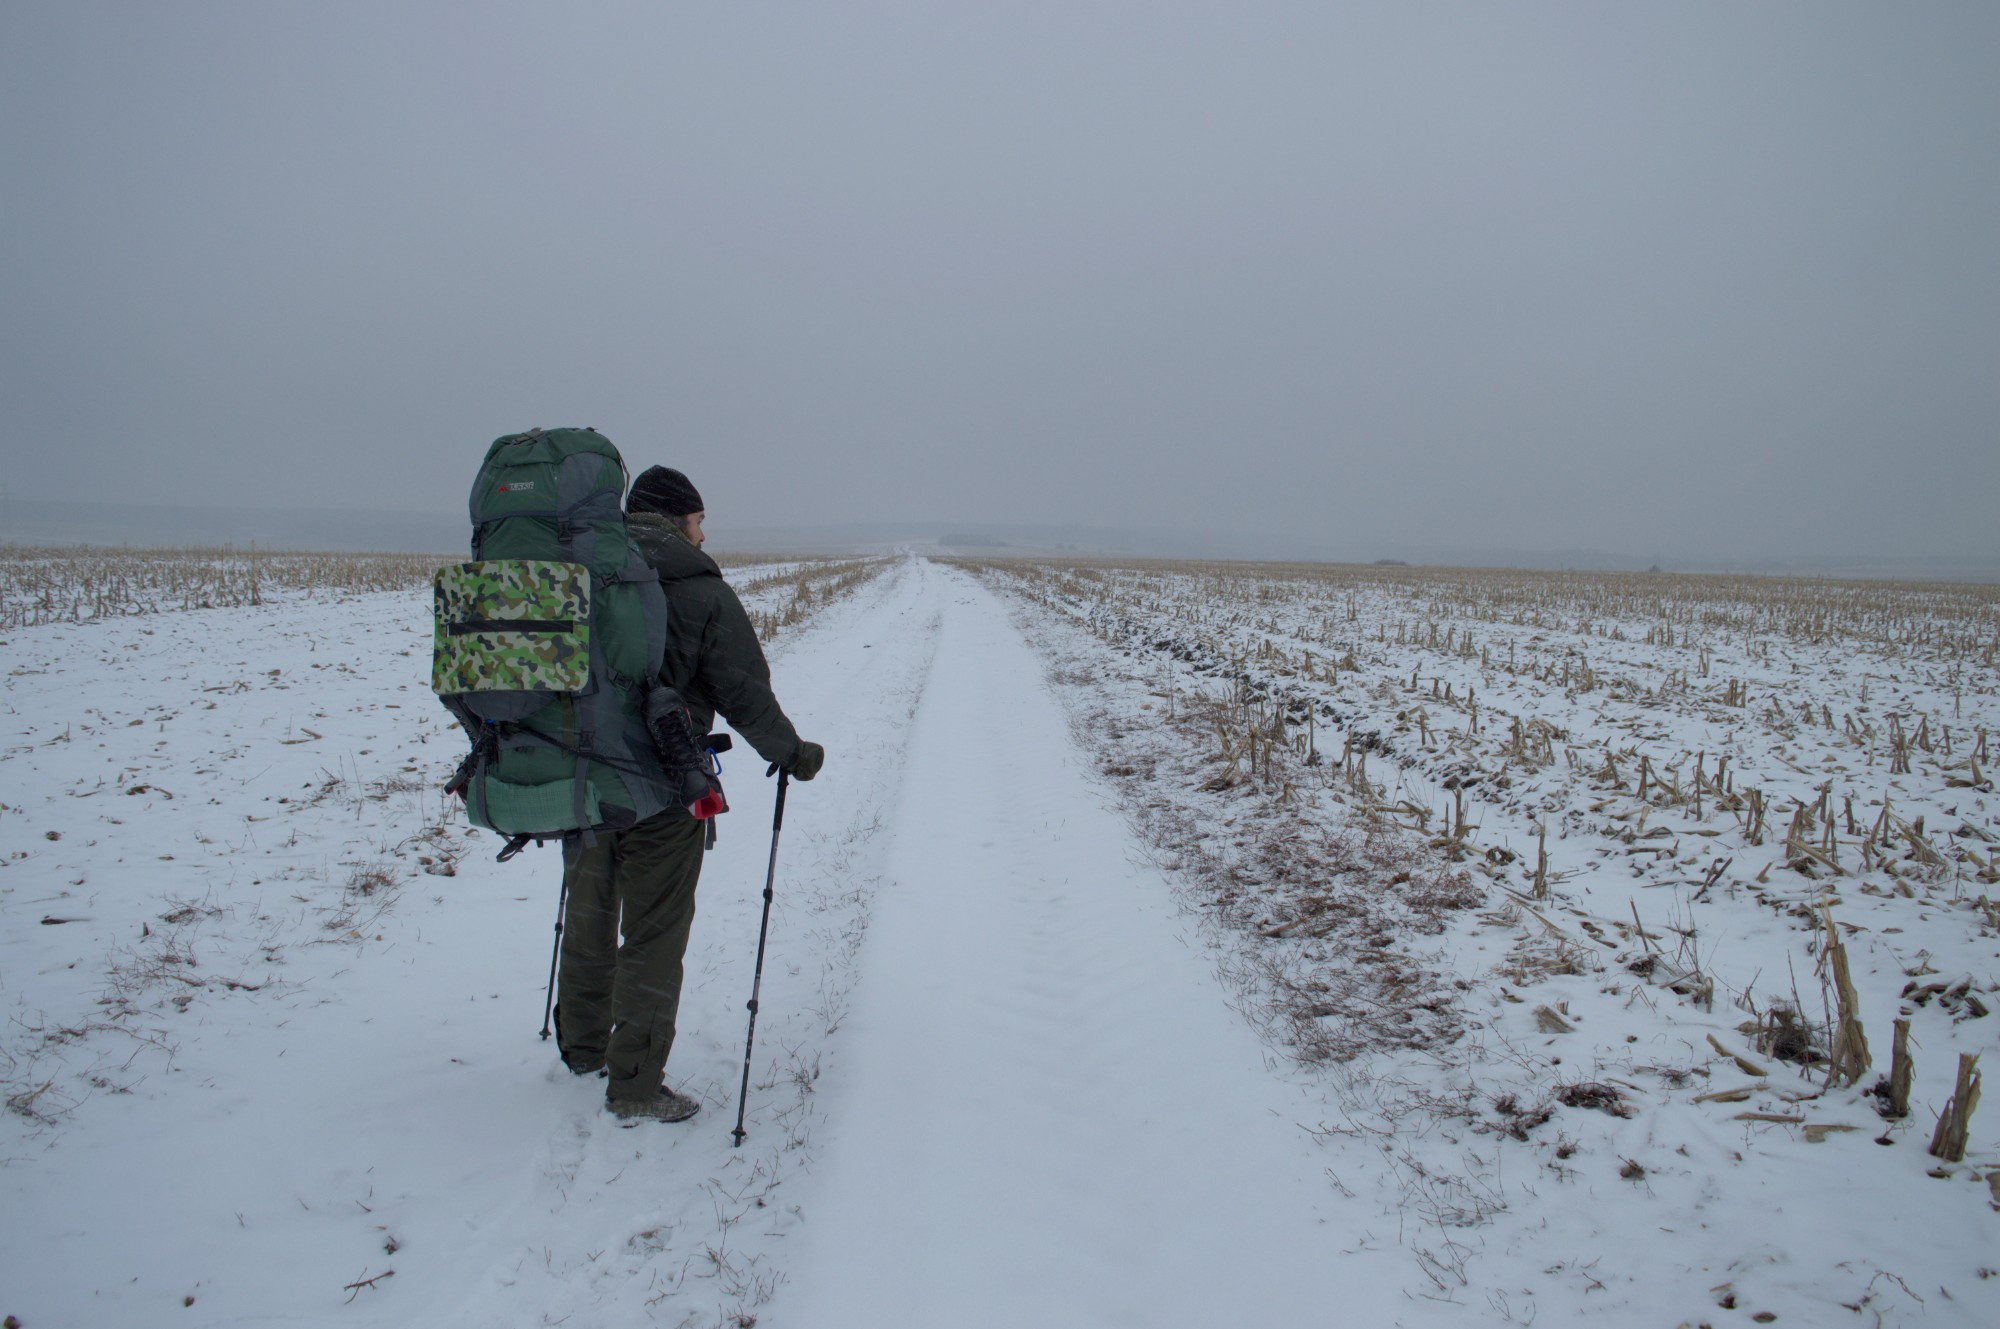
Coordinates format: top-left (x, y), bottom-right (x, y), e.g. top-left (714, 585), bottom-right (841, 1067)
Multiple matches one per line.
top-left (555, 813), bottom-right (706, 1102)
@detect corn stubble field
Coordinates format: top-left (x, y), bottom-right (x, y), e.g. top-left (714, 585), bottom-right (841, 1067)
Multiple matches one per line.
top-left (962, 555), bottom-right (1999, 1320)
top-left (0, 543), bottom-right (867, 635)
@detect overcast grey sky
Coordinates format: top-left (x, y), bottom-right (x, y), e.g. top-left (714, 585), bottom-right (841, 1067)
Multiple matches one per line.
top-left (3, 2), bottom-right (1994, 561)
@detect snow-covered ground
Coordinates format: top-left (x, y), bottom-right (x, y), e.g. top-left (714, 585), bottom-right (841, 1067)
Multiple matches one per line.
top-left (2, 558), bottom-right (908, 1328)
top-left (4, 555), bottom-right (1996, 1328)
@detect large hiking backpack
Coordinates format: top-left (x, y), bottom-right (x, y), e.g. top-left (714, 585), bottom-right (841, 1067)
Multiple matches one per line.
top-left (431, 427), bottom-right (673, 855)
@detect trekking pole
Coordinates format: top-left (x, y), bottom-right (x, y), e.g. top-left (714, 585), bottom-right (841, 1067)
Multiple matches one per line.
top-left (539, 875), bottom-right (568, 1040)
top-left (732, 770), bottom-right (789, 1146)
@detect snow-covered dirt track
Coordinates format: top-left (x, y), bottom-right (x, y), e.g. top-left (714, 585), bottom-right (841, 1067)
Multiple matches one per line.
top-left (785, 568), bottom-right (1404, 1327)
top-left (5, 553), bottom-right (1998, 1328)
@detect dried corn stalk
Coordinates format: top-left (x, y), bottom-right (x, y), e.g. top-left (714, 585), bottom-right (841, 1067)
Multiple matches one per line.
top-left (1928, 1053), bottom-right (1982, 1163)
top-left (1818, 904), bottom-right (1871, 1087)
top-left (1887, 1019), bottom-right (1914, 1119)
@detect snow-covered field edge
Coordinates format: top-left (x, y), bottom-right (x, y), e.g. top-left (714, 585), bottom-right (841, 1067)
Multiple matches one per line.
top-left (2, 553), bottom-right (912, 1329)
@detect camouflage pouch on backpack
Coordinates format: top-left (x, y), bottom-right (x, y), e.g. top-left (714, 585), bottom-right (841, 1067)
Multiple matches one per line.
top-left (432, 560), bottom-right (592, 695)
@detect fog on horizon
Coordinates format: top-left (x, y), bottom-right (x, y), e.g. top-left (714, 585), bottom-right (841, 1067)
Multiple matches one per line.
top-left (2, 2), bottom-right (1994, 566)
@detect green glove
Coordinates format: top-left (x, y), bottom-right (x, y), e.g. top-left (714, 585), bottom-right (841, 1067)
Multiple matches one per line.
top-left (770, 741), bottom-right (824, 781)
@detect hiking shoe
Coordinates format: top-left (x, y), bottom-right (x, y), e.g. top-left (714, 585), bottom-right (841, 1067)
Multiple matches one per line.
top-left (561, 1053), bottom-right (606, 1077)
top-left (607, 1086), bottom-right (701, 1123)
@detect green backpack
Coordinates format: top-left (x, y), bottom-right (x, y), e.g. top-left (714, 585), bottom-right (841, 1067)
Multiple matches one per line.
top-left (432, 427), bottom-right (672, 857)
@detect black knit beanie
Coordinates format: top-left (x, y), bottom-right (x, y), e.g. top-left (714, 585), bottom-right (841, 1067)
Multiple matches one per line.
top-left (628, 466), bottom-right (704, 517)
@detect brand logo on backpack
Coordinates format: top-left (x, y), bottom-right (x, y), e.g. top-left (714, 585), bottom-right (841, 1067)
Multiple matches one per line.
top-left (498, 481), bottom-right (537, 493)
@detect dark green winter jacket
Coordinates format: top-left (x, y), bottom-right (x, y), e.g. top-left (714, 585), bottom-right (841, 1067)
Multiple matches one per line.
top-left (628, 513), bottom-right (804, 770)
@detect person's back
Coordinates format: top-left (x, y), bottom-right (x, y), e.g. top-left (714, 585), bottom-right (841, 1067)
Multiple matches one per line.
top-left (627, 510), bottom-right (805, 772)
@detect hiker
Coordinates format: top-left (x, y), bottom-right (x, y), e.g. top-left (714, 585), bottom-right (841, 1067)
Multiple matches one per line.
top-left (555, 465), bottom-right (824, 1122)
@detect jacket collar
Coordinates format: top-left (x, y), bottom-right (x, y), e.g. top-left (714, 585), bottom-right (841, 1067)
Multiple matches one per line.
top-left (628, 511), bottom-right (721, 581)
